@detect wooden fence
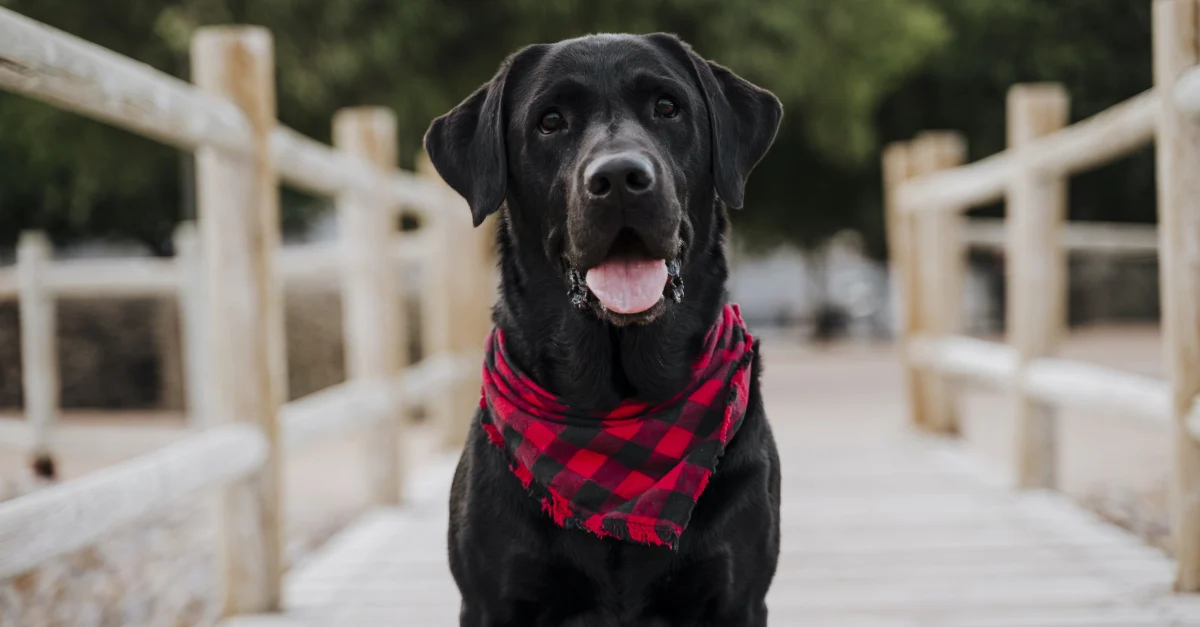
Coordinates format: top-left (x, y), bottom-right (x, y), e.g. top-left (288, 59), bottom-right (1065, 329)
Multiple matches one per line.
top-left (0, 226), bottom-right (434, 458)
top-left (0, 8), bottom-right (491, 617)
top-left (884, 0), bottom-right (1200, 592)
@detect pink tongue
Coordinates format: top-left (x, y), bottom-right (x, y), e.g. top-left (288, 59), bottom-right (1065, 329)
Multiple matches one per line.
top-left (585, 259), bottom-right (669, 314)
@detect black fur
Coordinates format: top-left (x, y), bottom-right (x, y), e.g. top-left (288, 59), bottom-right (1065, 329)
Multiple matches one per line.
top-left (425, 33), bottom-right (783, 627)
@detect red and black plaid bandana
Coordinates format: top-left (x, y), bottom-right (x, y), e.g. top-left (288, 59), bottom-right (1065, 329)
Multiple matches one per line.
top-left (479, 304), bottom-right (754, 550)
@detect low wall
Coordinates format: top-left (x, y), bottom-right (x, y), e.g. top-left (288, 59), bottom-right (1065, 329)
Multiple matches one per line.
top-left (0, 285), bottom-right (425, 412)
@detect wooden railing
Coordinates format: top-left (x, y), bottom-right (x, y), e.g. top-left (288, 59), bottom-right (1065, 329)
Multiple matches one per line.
top-left (963, 218), bottom-right (1160, 255)
top-left (0, 7), bottom-right (491, 617)
top-left (0, 227), bottom-right (433, 451)
top-left (884, 0), bottom-right (1200, 592)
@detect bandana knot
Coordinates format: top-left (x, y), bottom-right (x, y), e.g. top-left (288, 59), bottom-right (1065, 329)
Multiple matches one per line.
top-left (480, 304), bottom-right (754, 549)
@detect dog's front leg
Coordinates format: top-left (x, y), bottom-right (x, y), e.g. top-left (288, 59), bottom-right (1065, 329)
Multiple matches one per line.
top-left (460, 600), bottom-right (551, 627)
top-left (700, 602), bottom-right (768, 627)
top-left (459, 602), bottom-right (511, 627)
top-left (736, 604), bottom-right (769, 627)
top-left (460, 602), bottom-right (530, 627)
top-left (458, 601), bottom-right (483, 627)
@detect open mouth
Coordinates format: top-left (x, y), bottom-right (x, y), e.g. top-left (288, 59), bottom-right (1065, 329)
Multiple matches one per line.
top-left (582, 229), bottom-right (674, 315)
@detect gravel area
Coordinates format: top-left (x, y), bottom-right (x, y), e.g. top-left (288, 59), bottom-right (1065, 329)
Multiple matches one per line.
top-left (0, 497), bottom-right (221, 627)
top-left (0, 426), bottom-right (380, 627)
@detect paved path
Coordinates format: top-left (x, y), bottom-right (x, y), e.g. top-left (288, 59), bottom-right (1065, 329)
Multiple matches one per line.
top-left (228, 341), bottom-right (1200, 626)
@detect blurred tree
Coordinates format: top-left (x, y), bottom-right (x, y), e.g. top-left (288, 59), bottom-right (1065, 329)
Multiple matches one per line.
top-left (854, 0), bottom-right (1154, 257)
top-left (0, 0), bottom-right (1156, 258)
top-left (0, 0), bottom-right (945, 252)
top-left (0, 0), bottom-right (186, 253)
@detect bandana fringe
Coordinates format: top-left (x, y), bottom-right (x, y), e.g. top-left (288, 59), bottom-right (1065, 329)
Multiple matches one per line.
top-left (542, 491), bottom-right (573, 527)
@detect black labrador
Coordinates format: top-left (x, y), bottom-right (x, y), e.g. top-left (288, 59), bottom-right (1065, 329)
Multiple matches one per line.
top-left (424, 33), bottom-right (783, 627)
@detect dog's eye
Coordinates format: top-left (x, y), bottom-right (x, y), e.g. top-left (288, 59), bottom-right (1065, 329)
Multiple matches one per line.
top-left (538, 110), bottom-right (565, 134)
top-left (654, 97), bottom-right (679, 118)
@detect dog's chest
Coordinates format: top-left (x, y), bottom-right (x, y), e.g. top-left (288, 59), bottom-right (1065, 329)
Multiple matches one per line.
top-left (538, 533), bottom-right (733, 624)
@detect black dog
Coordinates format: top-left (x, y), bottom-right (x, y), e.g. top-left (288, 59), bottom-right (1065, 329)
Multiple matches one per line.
top-left (424, 33), bottom-right (782, 627)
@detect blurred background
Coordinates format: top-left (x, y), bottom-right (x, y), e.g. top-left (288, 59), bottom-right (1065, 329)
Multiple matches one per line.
top-left (0, 0), bottom-right (1159, 344)
top-left (0, 1), bottom-right (1173, 625)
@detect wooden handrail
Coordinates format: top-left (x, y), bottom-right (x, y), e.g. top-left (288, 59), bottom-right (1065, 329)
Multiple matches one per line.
top-left (0, 8), bottom-right (249, 156)
top-left (281, 352), bottom-right (480, 452)
top-left (0, 7), bottom-right (458, 220)
top-left (0, 233), bottom-right (432, 301)
top-left (271, 127), bottom-right (454, 218)
top-left (0, 352), bottom-right (478, 458)
top-left (1024, 90), bottom-right (1159, 176)
top-left (963, 218), bottom-right (1159, 254)
top-left (897, 90), bottom-right (1158, 214)
top-left (909, 335), bottom-right (1185, 433)
top-left (0, 423), bottom-right (267, 580)
top-left (896, 152), bottom-right (1013, 216)
top-left (41, 257), bottom-right (179, 297)
top-left (907, 334), bottom-right (1016, 383)
top-left (1024, 358), bottom-right (1172, 424)
top-left (275, 242), bottom-right (341, 283)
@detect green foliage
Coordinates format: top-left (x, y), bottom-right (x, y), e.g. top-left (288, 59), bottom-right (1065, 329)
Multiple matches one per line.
top-left (737, 0), bottom-right (1155, 254)
top-left (0, 0), bottom-right (1157, 257)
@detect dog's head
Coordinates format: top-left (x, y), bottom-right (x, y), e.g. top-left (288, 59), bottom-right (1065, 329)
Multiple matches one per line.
top-left (425, 34), bottom-right (781, 326)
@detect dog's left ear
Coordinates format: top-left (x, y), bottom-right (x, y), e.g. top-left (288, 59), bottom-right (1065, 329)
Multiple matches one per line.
top-left (649, 34), bottom-right (783, 209)
top-left (424, 45), bottom-right (545, 227)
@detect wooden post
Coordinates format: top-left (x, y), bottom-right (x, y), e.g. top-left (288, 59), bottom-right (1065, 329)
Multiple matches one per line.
top-left (415, 152), bottom-right (459, 446)
top-left (17, 232), bottom-right (58, 479)
top-left (334, 107), bottom-right (404, 505)
top-left (464, 231), bottom-right (496, 449)
top-left (416, 153), bottom-right (491, 450)
top-left (468, 208), bottom-right (498, 445)
top-left (1153, 0), bottom-right (1200, 592)
top-left (155, 293), bottom-right (185, 413)
top-left (191, 26), bottom-right (286, 613)
top-left (1006, 83), bottom-right (1070, 490)
top-left (882, 142), bottom-right (925, 428)
top-left (908, 132), bottom-right (967, 433)
top-left (474, 213), bottom-right (500, 336)
top-left (174, 222), bottom-right (209, 428)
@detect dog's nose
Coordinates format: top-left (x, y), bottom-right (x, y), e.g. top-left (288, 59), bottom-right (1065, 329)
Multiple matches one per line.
top-left (585, 152), bottom-right (656, 198)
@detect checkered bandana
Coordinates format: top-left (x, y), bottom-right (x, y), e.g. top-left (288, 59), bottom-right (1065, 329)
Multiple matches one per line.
top-left (480, 304), bottom-right (754, 549)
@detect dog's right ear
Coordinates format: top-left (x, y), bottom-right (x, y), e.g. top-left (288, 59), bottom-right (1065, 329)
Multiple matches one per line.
top-left (424, 46), bottom-right (542, 227)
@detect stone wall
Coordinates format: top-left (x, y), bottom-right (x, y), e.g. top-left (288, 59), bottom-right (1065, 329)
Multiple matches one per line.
top-left (0, 284), bottom-right (424, 412)
top-left (0, 299), bottom-right (163, 410)
top-left (969, 253), bottom-right (1161, 333)
top-left (0, 499), bottom-right (221, 627)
